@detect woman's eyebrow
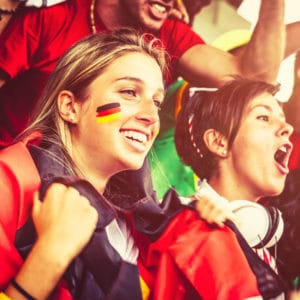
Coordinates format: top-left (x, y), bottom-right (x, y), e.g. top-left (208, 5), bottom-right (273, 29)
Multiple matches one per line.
top-left (115, 76), bottom-right (142, 83)
top-left (250, 104), bottom-right (285, 120)
top-left (116, 76), bottom-right (165, 95)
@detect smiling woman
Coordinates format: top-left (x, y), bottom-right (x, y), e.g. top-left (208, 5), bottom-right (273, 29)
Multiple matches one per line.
top-left (0, 28), bottom-right (167, 300)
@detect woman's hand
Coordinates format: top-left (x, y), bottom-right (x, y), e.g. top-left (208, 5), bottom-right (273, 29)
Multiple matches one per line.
top-left (169, 0), bottom-right (190, 24)
top-left (5, 183), bottom-right (98, 300)
top-left (32, 182), bottom-right (98, 263)
top-left (193, 194), bottom-right (238, 228)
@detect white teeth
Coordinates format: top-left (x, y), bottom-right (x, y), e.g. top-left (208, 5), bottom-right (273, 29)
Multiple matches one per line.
top-left (279, 145), bottom-right (287, 153)
top-left (152, 3), bottom-right (166, 13)
top-left (123, 130), bottom-right (147, 143)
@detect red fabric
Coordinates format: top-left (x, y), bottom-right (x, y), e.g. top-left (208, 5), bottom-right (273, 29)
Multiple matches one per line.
top-left (0, 0), bottom-right (93, 145)
top-left (289, 131), bottom-right (300, 170)
top-left (0, 0), bottom-right (203, 144)
top-left (0, 141), bottom-right (39, 287)
top-left (0, 1), bottom-right (93, 77)
top-left (0, 138), bottom-right (73, 299)
top-left (136, 209), bottom-right (261, 300)
top-left (159, 19), bottom-right (204, 84)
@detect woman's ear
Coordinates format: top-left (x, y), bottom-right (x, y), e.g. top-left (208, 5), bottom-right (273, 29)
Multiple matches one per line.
top-left (203, 129), bottom-right (228, 157)
top-left (57, 90), bottom-right (81, 124)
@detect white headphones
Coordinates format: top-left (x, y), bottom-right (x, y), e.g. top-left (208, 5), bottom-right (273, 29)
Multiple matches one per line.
top-left (228, 200), bottom-right (284, 249)
top-left (195, 180), bottom-right (284, 249)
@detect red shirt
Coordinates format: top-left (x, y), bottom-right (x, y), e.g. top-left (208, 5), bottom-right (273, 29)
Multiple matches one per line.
top-left (0, 0), bottom-right (204, 144)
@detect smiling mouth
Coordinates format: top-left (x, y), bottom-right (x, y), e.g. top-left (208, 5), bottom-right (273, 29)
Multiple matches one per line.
top-left (149, 1), bottom-right (172, 14)
top-left (151, 3), bottom-right (168, 13)
top-left (274, 143), bottom-right (293, 171)
top-left (121, 130), bottom-right (148, 144)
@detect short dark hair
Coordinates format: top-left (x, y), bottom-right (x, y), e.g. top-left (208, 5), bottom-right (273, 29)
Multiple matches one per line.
top-left (175, 77), bottom-right (279, 180)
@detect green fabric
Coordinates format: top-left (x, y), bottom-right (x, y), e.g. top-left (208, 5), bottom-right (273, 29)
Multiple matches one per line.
top-left (149, 128), bottom-right (196, 199)
top-left (293, 276), bottom-right (299, 289)
top-left (157, 78), bottom-right (184, 136)
top-left (149, 80), bottom-right (197, 199)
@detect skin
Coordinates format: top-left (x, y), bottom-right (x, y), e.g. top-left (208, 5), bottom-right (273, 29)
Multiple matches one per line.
top-left (62, 52), bottom-right (164, 193)
top-left (0, 0), bottom-right (20, 35)
top-left (5, 51), bottom-right (164, 299)
top-left (103, 0), bottom-right (176, 32)
top-left (6, 184), bottom-right (99, 300)
top-left (196, 93), bottom-right (294, 227)
top-left (208, 93), bottom-right (294, 202)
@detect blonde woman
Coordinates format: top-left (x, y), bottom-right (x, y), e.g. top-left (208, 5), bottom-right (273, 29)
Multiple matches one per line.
top-left (0, 28), bottom-right (166, 300)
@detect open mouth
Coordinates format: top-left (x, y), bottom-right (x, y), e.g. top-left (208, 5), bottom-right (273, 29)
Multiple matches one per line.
top-left (274, 143), bottom-right (293, 171)
top-left (151, 3), bottom-right (168, 13)
top-left (149, 1), bottom-right (172, 19)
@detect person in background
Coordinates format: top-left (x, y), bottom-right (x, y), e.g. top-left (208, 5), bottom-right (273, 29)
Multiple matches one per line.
top-left (237, 0), bottom-right (299, 104)
top-left (0, 0), bottom-right (66, 34)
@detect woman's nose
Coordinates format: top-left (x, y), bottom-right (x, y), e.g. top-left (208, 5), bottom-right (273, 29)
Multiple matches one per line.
top-left (136, 99), bottom-right (160, 124)
top-left (278, 120), bottom-right (294, 138)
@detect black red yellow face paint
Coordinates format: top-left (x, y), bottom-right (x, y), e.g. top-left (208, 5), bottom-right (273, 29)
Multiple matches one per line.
top-left (96, 102), bottom-right (121, 123)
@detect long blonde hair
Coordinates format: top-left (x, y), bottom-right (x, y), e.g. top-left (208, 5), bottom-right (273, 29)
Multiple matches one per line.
top-left (17, 28), bottom-right (168, 174)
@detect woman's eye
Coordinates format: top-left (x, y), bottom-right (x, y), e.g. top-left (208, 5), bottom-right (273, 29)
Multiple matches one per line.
top-left (153, 100), bottom-right (162, 110)
top-left (121, 89), bottom-right (136, 97)
top-left (257, 115), bottom-right (269, 122)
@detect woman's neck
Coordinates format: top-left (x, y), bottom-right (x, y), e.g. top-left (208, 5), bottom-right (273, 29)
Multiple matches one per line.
top-left (71, 151), bottom-right (109, 195)
top-left (208, 175), bottom-right (258, 202)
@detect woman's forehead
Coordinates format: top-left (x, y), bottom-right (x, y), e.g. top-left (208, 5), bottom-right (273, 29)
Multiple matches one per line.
top-left (246, 92), bottom-right (284, 116)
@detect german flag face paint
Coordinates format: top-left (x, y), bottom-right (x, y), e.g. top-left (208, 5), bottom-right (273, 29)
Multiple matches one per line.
top-left (96, 102), bottom-right (121, 123)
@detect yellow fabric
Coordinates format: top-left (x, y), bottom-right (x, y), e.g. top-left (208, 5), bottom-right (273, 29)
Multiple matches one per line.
top-left (139, 276), bottom-right (150, 300)
top-left (193, 172), bottom-right (201, 190)
top-left (211, 29), bottom-right (251, 52)
top-left (0, 292), bottom-right (11, 300)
